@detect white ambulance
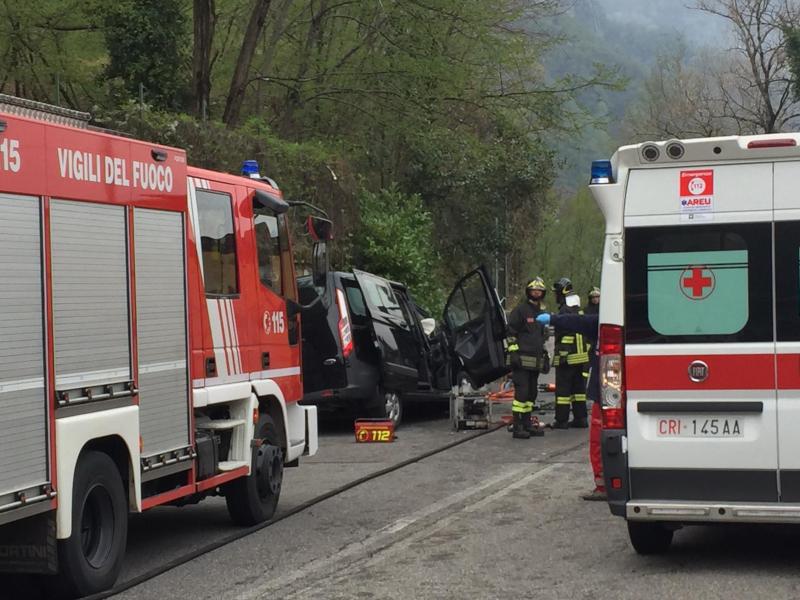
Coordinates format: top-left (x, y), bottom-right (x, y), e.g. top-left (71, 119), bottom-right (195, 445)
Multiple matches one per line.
top-left (590, 134), bottom-right (800, 554)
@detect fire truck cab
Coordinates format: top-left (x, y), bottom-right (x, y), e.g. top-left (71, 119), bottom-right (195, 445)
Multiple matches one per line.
top-left (591, 134), bottom-right (800, 554)
top-left (0, 96), bottom-right (322, 596)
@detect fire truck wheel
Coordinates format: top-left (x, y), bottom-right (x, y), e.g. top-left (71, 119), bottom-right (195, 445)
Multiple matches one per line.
top-left (368, 387), bottom-right (402, 429)
top-left (58, 451), bottom-right (128, 597)
top-left (627, 521), bottom-right (673, 555)
top-left (225, 414), bottom-right (284, 526)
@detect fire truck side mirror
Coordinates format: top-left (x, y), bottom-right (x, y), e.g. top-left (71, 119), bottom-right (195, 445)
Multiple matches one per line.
top-left (286, 298), bottom-right (301, 319)
top-left (312, 240), bottom-right (329, 287)
top-left (306, 215), bottom-right (334, 241)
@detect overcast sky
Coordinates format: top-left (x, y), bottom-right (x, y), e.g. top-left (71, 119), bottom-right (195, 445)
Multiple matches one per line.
top-left (584, 0), bottom-right (729, 46)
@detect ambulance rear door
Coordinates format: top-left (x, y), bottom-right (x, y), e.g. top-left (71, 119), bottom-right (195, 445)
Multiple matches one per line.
top-left (623, 162), bottom-right (777, 503)
top-left (773, 161), bottom-right (800, 501)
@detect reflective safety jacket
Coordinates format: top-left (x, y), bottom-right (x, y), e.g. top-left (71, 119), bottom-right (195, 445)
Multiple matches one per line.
top-left (553, 304), bottom-right (590, 367)
top-left (506, 300), bottom-right (547, 371)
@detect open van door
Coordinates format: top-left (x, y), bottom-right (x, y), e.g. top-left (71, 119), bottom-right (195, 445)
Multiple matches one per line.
top-left (443, 266), bottom-right (508, 388)
top-left (352, 269), bottom-right (420, 391)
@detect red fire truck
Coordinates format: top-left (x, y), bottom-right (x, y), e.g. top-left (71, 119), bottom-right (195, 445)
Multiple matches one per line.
top-left (0, 96), bottom-right (325, 596)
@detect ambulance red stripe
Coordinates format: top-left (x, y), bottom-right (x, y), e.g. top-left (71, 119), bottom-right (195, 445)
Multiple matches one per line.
top-left (777, 354), bottom-right (800, 389)
top-left (626, 354), bottom-right (775, 390)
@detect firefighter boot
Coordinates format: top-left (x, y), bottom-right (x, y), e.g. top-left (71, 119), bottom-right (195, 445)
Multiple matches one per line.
top-left (512, 412), bottom-right (530, 439)
top-left (569, 398), bottom-right (589, 428)
top-left (524, 414), bottom-right (544, 437)
top-left (551, 403), bottom-right (570, 429)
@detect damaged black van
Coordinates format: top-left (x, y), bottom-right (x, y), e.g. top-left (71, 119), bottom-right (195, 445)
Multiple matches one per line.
top-left (298, 266), bottom-right (508, 427)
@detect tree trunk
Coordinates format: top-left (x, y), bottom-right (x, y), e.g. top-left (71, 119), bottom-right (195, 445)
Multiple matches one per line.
top-left (192, 0), bottom-right (215, 119)
top-left (223, 0), bottom-right (273, 127)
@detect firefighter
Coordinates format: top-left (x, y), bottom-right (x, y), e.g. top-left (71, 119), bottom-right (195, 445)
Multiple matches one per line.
top-left (536, 309), bottom-right (605, 500)
top-left (506, 277), bottom-right (548, 439)
top-left (581, 288), bottom-right (599, 412)
top-left (551, 277), bottom-right (589, 429)
top-left (585, 287), bottom-right (600, 314)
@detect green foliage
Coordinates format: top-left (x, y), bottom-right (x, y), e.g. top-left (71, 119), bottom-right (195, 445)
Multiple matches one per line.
top-left (100, 0), bottom-right (190, 110)
top-left (526, 188), bottom-right (604, 306)
top-left (0, 1), bottom-right (106, 107)
top-left (786, 26), bottom-right (800, 101)
top-left (355, 186), bottom-right (443, 312)
top-left (0, 0), bottom-right (620, 307)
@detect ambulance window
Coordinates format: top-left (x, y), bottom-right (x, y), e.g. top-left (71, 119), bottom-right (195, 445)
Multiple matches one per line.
top-left (625, 223), bottom-right (772, 343)
top-left (253, 208), bottom-right (282, 295)
top-left (196, 190), bottom-right (239, 296)
top-left (775, 221), bottom-right (800, 341)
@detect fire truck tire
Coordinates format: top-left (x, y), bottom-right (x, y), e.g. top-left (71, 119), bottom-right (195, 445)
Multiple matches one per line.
top-left (368, 387), bottom-right (402, 429)
top-left (225, 414), bottom-right (283, 526)
top-left (627, 521), bottom-right (673, 555)
top-left (58, 451), bottom-right (128, 597)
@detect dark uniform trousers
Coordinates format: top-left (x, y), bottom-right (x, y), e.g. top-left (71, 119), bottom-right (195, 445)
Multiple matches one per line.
top-left (512, 368), bottom-right (539, 415)
top-left (553, 308), bottom-right (589, 424)
top-left (555, 364), bottom-right (587, 423)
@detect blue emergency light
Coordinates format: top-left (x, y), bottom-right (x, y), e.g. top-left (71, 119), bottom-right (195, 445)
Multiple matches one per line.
top-left (590, 160), bottom-right (613, 184)
top-left (241, 159), bottom-right (260, 178)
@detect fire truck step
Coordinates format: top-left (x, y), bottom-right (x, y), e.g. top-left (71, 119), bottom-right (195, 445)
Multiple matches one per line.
top-left (196, 419), bottom-right (246, 431)
top-left (218, 460), bottom-right (249, 472)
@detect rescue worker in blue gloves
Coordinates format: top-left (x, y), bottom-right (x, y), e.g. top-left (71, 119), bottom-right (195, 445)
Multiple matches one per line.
top-left (537, 310), bottom-right (606, 500)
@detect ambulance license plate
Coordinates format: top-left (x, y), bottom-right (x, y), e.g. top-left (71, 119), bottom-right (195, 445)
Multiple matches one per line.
top-left (656, 417), bottom-right (743, 438)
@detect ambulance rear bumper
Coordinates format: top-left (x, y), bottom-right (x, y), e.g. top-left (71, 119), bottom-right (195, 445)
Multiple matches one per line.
top-left (627, 501), bottom-right (800, 524)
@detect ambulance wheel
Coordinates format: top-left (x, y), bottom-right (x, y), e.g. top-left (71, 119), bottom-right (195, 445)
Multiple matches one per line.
top-left (225, 415), bottom-right (284, 526)
top-left (369, 387), bottom-right (402, 429)
top-left (58, 451), bottom-right (128, 598)
top-left (627, 521), bottom-right (673, 555)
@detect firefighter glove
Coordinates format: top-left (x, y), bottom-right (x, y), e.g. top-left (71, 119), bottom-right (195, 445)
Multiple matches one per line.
top-left (536, 313), bottom-right (551, 325)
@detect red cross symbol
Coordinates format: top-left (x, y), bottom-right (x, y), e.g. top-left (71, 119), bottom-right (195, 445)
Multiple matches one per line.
top-left (680, 267), bottom-right (715, 300)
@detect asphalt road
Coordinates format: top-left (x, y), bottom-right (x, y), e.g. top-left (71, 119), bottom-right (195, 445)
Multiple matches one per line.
top-left (10, 396), bottom-right (800, 599)
top-left (109, 398), bottom-right (800, 600)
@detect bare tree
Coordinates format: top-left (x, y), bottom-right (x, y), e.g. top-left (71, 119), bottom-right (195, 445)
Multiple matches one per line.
top-left (193, 0), bottom-right (215, 119)
top-left (625, 45), bottom-right (732, 141)
top-left (695, 0), bottom-right (800, 133)
top-left (223, 0), bottom-right (273, 127)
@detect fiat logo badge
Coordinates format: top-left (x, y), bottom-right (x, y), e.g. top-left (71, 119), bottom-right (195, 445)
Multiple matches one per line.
top-left (688, 360), bottom-right (709, 383)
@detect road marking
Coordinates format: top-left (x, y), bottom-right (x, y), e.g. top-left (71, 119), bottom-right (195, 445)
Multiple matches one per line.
top-left (241, 462), bottom-right (561, 599)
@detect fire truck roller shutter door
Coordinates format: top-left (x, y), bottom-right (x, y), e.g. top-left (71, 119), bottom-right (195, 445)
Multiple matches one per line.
top-left (134, 209), bottom-right (190, 457)
top-left (0, 194), bottom-right (48, 502)
top-left (51, 201), bottom-right (131, 390)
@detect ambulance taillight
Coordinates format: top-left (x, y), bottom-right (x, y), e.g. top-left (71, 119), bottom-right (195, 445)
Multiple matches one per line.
top-left (336, 288), bottom-right (353, 359)
top-left (599, 323), bottom-right (625, 429)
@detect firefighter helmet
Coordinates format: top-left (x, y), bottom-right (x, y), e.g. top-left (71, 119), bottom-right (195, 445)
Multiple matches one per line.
top-left (552, 277), bottom-right (573, 296)
top-left (588, 286), bottom-right (600, 299)
top-left (526, 277), bottom-right (547, 297)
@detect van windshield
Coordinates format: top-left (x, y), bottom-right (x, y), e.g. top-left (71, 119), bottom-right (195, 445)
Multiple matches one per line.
top-left (625, 223), bottom-right (772, 344)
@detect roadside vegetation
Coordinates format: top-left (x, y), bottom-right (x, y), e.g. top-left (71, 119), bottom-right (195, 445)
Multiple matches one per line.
top-left (4, 0), bottom-right (800, 310)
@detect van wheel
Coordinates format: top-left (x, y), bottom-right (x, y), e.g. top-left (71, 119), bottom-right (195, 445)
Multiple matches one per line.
top-left (225, 415), bottom-right (284, 526)
top-left (369, 388), bottom-right (402, 429)
top-left (627, 521), bottom-right (673, 555)
top-left (58, 451), bottom-right (127, 598)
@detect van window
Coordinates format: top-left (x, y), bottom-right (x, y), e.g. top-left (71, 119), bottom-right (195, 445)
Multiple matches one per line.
top-left (625, 223), bottom-right (772, 344)
top-left (776, 221), bottom-right (800, 341)
top-left (462, 273), bottom-right (487, 318)
top-left (358, 274), bottom-right (407, 323)
top-left (342, 279), bottom-right (368, 322)
top-left (445, 271), bottom-right (486, 331)
top-left (196, 190), bottom-right (239, 296)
